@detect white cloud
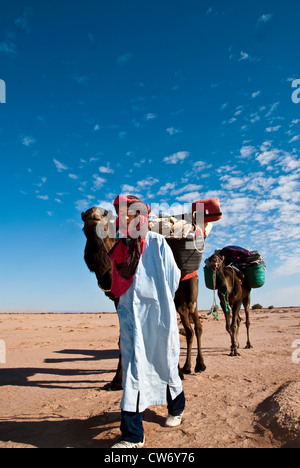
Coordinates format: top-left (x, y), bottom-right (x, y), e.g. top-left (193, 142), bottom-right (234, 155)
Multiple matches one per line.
top-left (137, 177), bottom-right (159, 189)
top-left (72, 74), bottom-right (89, 85)
top-left (239, 51), bottom-right (260, 62)
top-left (0, 40), bottom-right (17, 57)
top-left (68, 173), bottom-right (78, 180)
top-left (176, 191), bottom-right (202, 203)
top-left (289, 135), bottom-right (300, 143)
top-left (216, 165), bottom-right (237, 174)
top-left (145, 113), bottom-right (157, 120)
top-left (265, 102), bottom-right (279, 118)
top-left (193, 161), bottom-right (212, 172)
top-left (257, 13), bottom-right (273, 25)
top-left (22, 136), bottom-right (36, 147)
top-left (266, 125), bottom-right (281, 132)
top-left (120, 185), bottom-right (142, 197)
top-left (99, 165), bottom-right (114, 174)
top-left (172, 184), bottom-right (203, 195)
top-left (164, 151), bottom-right (190, 164)
top-left (166, 127), bottom-right (182, 135)
top-left (37, 195), bottom-right (49, 200)
top-left (272, 173), bottom-right (300, 201)
top-left (96, 200), bottom-right (115, 212)
top-left (276, 154), bottom-right (300, 173)
top-left (257, 199), bottom-right (282, 212)
top-left (158, 182), bottom-right (176, 195)
top-left (239, 51), bottom-right (249, 61)
top-left (220, 175), bottom-right (247, 190)
top-left (117, 52), bottom-right (133, 64)
top-left (75, 199), bottom-right (90, 212)
top-left (92, 175), bottom-right (106, 191)
top-left (53, 158), bottom-right (68, 172)
top-left (273, 257), bottom-right (300, 278)
top-left (256, 148), bottom-right (280, 166)
top-left (239, 145), bottom-right (256, 159)
top-left (118, 131), bottom-right (128, 139)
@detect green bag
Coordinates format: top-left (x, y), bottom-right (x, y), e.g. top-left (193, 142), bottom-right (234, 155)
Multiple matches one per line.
top-left (204, 265), bottom-right (216, 290)
top-left (245, 264), bottom-right (265, 289)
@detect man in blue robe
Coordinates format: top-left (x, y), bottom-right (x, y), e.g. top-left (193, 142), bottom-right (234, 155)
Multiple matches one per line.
top-left (109, 195), bottom-right (185, 448)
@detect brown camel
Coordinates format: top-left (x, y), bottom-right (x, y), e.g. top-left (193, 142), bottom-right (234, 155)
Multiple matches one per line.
top-left (82, 206), bottom-right (206, 390)
top-left (208, 252), bottom-right (252, 356)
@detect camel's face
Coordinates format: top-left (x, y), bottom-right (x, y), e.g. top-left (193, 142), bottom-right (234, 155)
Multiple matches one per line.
top-left (82, 207), bottom-right (107, 228)
top-left (209, 253), bottom-right (225, 271)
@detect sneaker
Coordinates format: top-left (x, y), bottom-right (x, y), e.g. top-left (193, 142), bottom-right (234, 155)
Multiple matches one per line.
top-left (165, 412), bottom-right (184, 427)
top-left (111, 436), bottom-right (145, 449)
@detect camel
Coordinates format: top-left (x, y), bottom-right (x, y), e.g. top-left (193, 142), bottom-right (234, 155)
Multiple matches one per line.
top-left (207, 252), bottom-right (252, 357)
top-left (81, 206), bottom-right (206, 390)
top-left (82, 207), bottom-right (122, 390)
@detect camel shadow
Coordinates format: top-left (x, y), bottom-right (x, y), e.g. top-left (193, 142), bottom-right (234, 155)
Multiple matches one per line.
top-left (0, 349), bottom-right (119, 389)
top-left (44, 348), bottom-right (120, 364)
top-left (0, 409), bottom-right (167, 448)
top-left (0, 412), bottom-right (121, 448)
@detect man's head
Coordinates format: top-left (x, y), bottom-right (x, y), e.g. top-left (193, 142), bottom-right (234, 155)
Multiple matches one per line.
top-left (114, 195), bottom-right (151, 237)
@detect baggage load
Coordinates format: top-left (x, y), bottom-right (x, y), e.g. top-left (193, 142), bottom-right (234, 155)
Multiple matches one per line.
top-left (149, 200), bottom-right (218, 273)
top-left (215, 245), bottom-right (266, 289)
top-left (149, 213), bottom-right (212, 273)
top-left (166, 235), bottom-right (204, 273)
top-left (203, 261), bottom-right (216, 290)
top-left (192, 198), bottom-right (222, 223)
top-left (245, 263), bottom-right (266, 289)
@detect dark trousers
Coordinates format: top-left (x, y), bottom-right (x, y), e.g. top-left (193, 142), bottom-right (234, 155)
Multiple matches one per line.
top-left (121, 388), bottom-right (185, 443)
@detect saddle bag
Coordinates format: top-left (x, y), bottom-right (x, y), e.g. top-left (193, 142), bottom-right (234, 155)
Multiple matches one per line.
top-left (218, 245), bottom-right (266, 289)
top-left (245, 264), bottom-right (266, 289)
top-left (166, 234), bottom-right (204, 273)
top-left (203, 263), bottom-right (215, 290)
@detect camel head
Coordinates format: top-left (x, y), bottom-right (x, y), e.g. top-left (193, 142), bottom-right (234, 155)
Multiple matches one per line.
top-left (208, 253), bottom-right (225, 272)
top-left (81, 206), bottom-right (107, 231)
top-left (81, 206), bottom-right (116, 253)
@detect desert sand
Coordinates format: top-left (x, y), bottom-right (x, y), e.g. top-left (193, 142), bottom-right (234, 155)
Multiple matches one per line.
top-left (0, 308), bottom-right (299, 449)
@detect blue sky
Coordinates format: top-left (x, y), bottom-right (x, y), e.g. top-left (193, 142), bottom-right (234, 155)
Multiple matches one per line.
top-left (0, 0), bottom-right (299, 312)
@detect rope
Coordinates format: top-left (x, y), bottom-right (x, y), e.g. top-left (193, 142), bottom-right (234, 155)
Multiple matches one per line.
top-left (207, 255), bottom-right (231, 321)
top-left (193, 226), bottom-right (205, 254)
top-left (219, 283), bottom-right (230, 313)
top-left (207, 270), bottom-right (219, 321)
top-left (98, 281), bottom-right (111, 294)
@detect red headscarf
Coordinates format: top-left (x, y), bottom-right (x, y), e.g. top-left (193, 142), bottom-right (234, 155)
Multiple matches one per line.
top-left (109, 195), bottom-right (151, 298)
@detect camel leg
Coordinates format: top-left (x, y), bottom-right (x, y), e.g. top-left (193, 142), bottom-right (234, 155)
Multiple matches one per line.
top-left (224, 310), bottom-right (232, 339)
top-left (243, 294), bottom-right (252, 349)
top-left (110, 353), bottom-right (123, 390)
top-left (230, 301), bottom-right (242, 357)
top-left (219, 295), bottom-right (232, 347)
top-left (178, 306), bottom-right (194, 374)
top-left (191, 306), bottom-right (206, 373)
top-left (102, 336), bottom-right (123, 391)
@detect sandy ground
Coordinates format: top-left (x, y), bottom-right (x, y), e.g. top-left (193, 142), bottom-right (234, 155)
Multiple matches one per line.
top-left (0, 308), bottom-right (299, 449)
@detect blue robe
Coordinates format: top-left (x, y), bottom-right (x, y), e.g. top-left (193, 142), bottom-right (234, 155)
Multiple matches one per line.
top-left (117, 231), bottom-right (183, 413)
